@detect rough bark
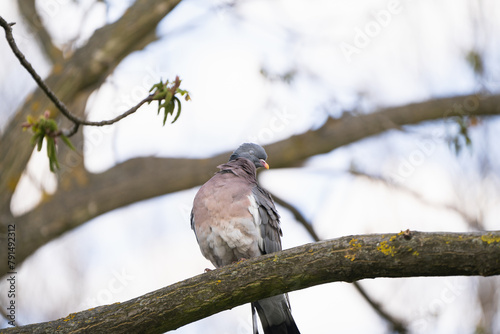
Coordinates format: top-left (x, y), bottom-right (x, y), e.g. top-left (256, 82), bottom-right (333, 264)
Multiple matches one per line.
top-left (2, 231), bottom-right (499, 333)
top-left (2, 93), bottom-right (500, 278)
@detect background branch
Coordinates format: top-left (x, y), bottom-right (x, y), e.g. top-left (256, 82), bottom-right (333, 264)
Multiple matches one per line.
top-left (349, 168), bottom-right (481, 229)
top-left (16, 0), bottom-right (62, 62)
top-left (3, 231), bottom-right (499, 333)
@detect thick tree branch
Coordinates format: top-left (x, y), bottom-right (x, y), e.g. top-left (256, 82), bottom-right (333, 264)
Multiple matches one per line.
top-left (3, 93), bottom-right (500, 278)
top-left (2, 231), bottom-right (499, 333)
top-left (265, 93), bottom-right (500, 168)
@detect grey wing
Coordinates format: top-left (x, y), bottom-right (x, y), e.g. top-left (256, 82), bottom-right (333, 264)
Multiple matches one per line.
top-left (252, 186), bottom-right (282, 254)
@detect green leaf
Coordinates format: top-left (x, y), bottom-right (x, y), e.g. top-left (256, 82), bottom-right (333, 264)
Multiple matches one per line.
top-left (61, 134), bottom-right (76, 151)
top-left (149, 77), bottom-right (191, 127)
top-left (165, 90), bottom-right (173, 105)
top-left (45, 119), bottom-right (58, 132)
top-left (171, 96), bottom-right (182, 124)
top-left (176, 88), bottom-right (191, 101)
top-left (30, 132), bottom-right (42, 147)
top-left (162, 100), bottom-right (175, 126)
top-left (46, 137), bottom-right (60, 172)
top-left (36, 131), bottom-right (45, 151)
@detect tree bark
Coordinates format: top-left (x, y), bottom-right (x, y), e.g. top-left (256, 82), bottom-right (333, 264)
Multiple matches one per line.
top-left (2, 231), bottom-right (499, 333)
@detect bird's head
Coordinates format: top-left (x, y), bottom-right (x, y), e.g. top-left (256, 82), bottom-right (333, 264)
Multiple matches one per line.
top-left (229, 143), bottom-right (269, 169)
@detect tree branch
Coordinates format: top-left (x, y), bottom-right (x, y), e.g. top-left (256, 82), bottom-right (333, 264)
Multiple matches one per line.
top-left (272, 192), bottom-right (321, 242)
top-left (0, 17), bottom-right (183, 138)
top-left (0, 16), bottom-right (78, 129)
top-left (265, 93), bottom-right (500, 168)
top-left (2, 231), bottom-right (499, 333)
top-left (352, 281), bottom-right (407, 333)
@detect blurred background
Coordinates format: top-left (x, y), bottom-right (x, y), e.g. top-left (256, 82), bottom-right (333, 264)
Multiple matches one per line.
top-left (1, 0), bottom-right (500, 333)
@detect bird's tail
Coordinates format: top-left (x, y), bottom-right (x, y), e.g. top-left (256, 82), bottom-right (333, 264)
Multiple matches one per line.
top-left (251, 294), bottom-right (300, 334)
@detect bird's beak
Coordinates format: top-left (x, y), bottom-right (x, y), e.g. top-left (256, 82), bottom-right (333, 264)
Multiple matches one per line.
top-left (261, 159), bottom-right (270, 169)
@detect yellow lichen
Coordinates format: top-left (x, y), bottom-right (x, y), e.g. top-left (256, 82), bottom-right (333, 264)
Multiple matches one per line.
top-left (481, 234), bottom-right (500, 244)
top-left (377, 241), bottom-right (396, 257)
top-left (63, 313), bottom-right (76, 322)
top-left (345, 238), bottom-right (362, 261)
top-left (349, 238), bottom-right (362, 249)
top-left (344, 254), bottom-right (356, 261)
top-left (412, 251), bottom-right (419, 256)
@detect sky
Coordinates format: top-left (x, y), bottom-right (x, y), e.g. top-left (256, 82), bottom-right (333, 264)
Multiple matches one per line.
top-left (1, 0), bottom-right (500, 333)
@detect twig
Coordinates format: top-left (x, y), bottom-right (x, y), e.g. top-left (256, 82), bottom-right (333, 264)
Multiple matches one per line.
top-left (270, 190), bottom-right (409, 333)
top-left (0, 18), bottom-right (77, 125)
top-left (0, 16), bottom-right (156, 137)
top-left (352, 281), bottom-right (407, 333)
top-left (271, 193), bottom-right (321, 242)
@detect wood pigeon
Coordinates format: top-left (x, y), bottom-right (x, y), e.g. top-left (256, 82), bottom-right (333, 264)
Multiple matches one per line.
top-left (191, 143), bottom-right (300, 334)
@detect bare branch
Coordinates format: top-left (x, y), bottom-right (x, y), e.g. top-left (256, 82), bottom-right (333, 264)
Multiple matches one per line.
top-left (352, 281), bottom-right (407, 333)
top-left (2, 231), bottom-right (499, 333)
top-left (271, 193), bottom-right (321, 242)
top-left (0, 17), bottom-right (77, 127)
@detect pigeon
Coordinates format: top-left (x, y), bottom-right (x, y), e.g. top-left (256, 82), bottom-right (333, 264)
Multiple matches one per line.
top-left (191, 143), bottom-right (300, 334)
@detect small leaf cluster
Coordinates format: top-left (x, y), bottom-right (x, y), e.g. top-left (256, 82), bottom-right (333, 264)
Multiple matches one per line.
top-left (449, 116), bottom-right (476, 155)
top-left (149, 76), bottom-right (191, 126)
top-left (22, 111), bottom-right (75, 172)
